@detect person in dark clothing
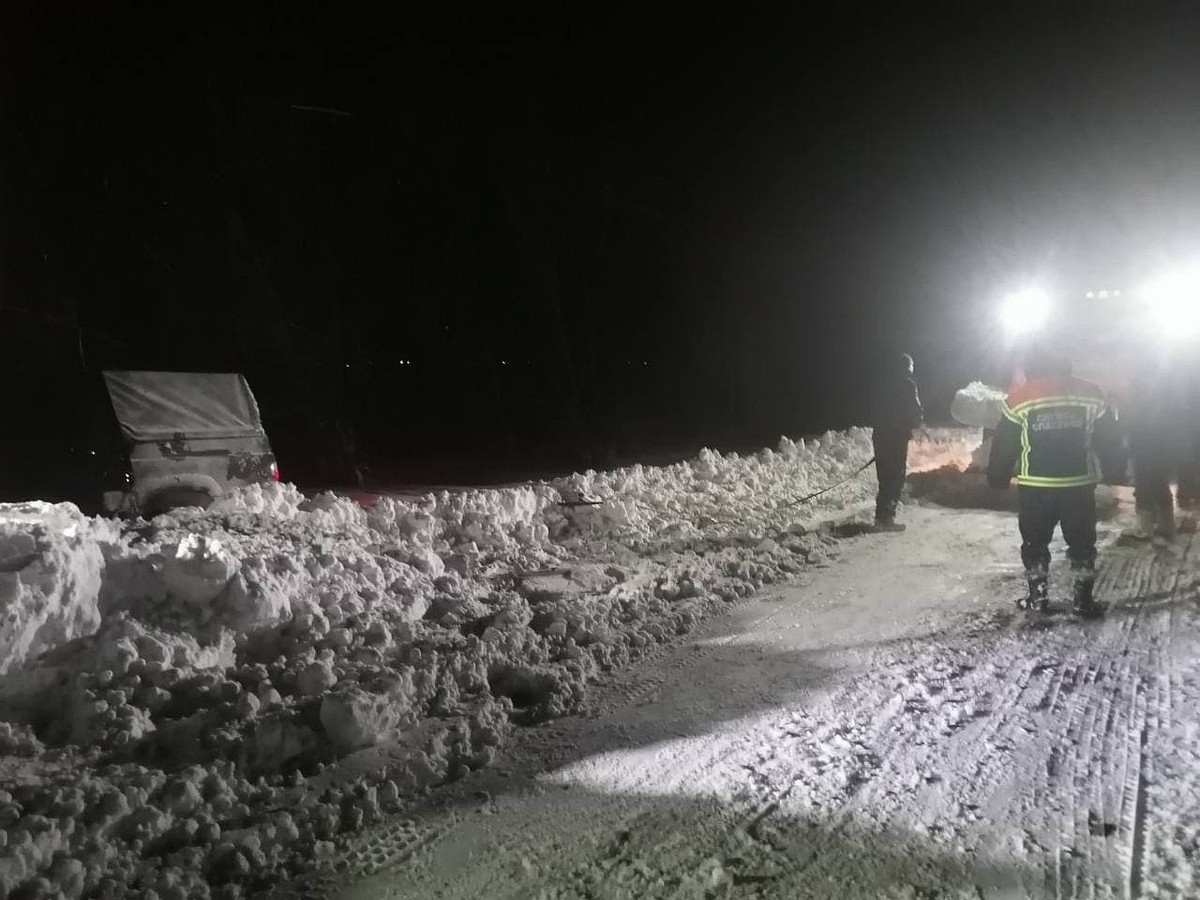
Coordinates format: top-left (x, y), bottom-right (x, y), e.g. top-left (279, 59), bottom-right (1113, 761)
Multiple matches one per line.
top-left (1128, 351), bottom-right (1192, 536)
top-left (1177, 432), bottom-right (1200, 511)
top-left (1129, 414), bottom-right (1176, 538)
top-left (1176, 353), bottom-right (1200, 510)
top-left (988, 346), bottom-right (1123, 615)
top-left (871, 352), bottom-right (923, 531)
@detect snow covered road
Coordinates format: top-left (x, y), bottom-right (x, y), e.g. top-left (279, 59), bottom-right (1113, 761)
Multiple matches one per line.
top-left (299, 501), bottom-right (1200, 900)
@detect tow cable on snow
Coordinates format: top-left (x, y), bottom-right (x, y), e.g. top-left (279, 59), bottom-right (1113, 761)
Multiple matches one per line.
top-left (775, 456), bottom-right (876, 510)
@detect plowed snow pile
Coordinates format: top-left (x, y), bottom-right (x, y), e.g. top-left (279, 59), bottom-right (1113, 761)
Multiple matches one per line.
top-left (0, 428), bottom-right (975, 899)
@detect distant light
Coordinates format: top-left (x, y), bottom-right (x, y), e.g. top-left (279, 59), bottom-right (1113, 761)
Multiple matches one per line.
top-left (1085, 291), bottom-right (1095, 298)
top-left (1098, 289), bottom-right (1109, 299)
top-left (1000, 287), bottom-right (1050, 337)
top-left (501, 360), bottom-right (507, 365)
top-left (1113, 289), bottom-right (1122, 297)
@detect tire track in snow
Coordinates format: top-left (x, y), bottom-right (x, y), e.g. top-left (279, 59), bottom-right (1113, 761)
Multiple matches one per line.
top-left (1126, 534), bottom-right (1191, 898)
top-left (622, 535), bottom-right (1175, 899)
top-left (745, 533), bottom-right (1195, 900)
top-left (1015, 534), bottom-right (1192, 900)
top-left (1021, 542), bottom-right (1153, 899)
top-left (596, 543), bottom-right (1169, 897)
top-left (271, 821), bottom-right (452, 900)
top-left (787, 531), bottom-right (1189, 900)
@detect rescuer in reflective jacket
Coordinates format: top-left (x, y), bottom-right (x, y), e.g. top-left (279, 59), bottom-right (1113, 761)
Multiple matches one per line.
top-left (987, 346), bottom-right (1123, 614)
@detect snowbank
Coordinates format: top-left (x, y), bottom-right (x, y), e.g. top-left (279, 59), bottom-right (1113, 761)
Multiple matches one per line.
top-left (0, 502), bottom-right (119, 675)
top-left (0, 428), bottom-right (976, 899)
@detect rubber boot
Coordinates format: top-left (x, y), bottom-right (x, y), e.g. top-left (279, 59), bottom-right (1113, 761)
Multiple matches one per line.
top-left (1072, 576), bottom-right (1100, 617)
top-left (1022, 573), bottom-right (1049, 612)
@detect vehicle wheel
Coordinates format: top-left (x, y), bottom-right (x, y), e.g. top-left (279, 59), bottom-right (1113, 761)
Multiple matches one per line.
top-left (143, 487), bottom-right (214, 518)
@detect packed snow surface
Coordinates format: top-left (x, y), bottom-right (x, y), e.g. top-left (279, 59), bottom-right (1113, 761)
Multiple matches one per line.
top-left (0, 428), bottom-right (976, 899)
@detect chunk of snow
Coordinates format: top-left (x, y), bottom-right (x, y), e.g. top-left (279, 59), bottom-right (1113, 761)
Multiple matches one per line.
top-left (0, 502), bottom-right (115, 674)
top-left (950, 381), bottom-right (1006, 429)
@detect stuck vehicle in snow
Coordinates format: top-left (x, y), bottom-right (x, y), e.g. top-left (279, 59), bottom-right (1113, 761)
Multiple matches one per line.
top-left (101, 370), bottom-right (279, 517)
top-left (0, 370), bottom-right (278, 516)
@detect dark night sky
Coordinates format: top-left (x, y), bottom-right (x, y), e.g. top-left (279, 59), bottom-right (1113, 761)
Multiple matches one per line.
top-left (5, 3), bottom-right (1200, 482)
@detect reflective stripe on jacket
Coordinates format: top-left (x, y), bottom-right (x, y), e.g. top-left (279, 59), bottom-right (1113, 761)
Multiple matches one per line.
top-left (988, 376), bottom-right (1114, 488)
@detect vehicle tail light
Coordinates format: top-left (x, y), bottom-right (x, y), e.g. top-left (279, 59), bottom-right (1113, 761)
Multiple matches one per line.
top-left (271, 462), bottom-right (281, 482)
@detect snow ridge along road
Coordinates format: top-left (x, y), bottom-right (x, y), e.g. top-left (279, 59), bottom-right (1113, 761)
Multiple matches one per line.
top-left (305, 503), bottom-right (1200, 900)
top-left (0, 428), bottom-right (980, 899)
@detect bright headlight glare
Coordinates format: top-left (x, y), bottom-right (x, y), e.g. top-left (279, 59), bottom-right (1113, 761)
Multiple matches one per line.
top-left (1000, 287), bottom-right (1051, 336)
top-left (1142, 267), bottom-right (1200, 338)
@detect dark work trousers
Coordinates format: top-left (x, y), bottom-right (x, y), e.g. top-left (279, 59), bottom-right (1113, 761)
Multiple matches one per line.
top-left (873, 430), bottom-right (910, 523)
top-left (1018, 485), bottom-right (1097, 578)
top-left (1175, 431), bottom-right (1200, 508)
top-left (1131, 437), bottom-right (1175, 525)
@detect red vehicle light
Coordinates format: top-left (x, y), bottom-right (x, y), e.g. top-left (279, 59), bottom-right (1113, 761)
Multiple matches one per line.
top-left (271, 462), bottom-right (281, 482)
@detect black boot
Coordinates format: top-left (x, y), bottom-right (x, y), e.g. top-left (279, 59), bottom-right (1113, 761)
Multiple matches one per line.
top-left (1022, 573), bottom-right (1049, 612)
top-left (1073, 577), bottom-right (1100, 616)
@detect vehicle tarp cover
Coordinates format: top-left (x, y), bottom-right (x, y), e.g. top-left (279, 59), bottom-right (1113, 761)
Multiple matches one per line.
top-left (102, 371), bottom-right (265, 444)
